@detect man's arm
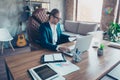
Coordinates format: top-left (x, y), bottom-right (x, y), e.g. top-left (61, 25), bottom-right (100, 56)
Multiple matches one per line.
top-left (57, 23), bottom-right (70, 44)
top-left (60, 33), bottom-right (70, 43)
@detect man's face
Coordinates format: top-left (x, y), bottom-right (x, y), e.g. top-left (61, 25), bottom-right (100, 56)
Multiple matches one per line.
top-left (52, 13), bottom-right (61, 25)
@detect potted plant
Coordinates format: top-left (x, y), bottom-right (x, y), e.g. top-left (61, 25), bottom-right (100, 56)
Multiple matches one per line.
top-left (97, 43), bottom-right (105, 56)
top-left (107, 22), bottom-right (120, 42)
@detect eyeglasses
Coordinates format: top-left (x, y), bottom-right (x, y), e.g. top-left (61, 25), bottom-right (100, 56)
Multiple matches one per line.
top-left (53, 16), bottom-right (62, 20)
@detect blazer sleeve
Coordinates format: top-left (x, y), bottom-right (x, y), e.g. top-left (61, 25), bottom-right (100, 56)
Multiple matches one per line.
top-left (39, 24), bottom-right (57, 51)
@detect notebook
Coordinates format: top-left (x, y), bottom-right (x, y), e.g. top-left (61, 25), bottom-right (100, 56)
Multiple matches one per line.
top-left (63, 35), bottom-right (93, 56)
top-left (40, 53), bottom-right (66, 63)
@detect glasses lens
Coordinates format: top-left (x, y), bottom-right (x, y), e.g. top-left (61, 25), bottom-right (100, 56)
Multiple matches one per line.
top-left (54, 16), bottom-right (61, 20)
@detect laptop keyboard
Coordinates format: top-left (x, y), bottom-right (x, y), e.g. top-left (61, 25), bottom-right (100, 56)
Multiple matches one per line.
top-left (63, 49), bottom-right (75, 57)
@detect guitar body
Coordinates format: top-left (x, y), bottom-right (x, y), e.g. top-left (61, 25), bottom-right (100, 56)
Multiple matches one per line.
top-left (16, 34), bottom-right (27, 47)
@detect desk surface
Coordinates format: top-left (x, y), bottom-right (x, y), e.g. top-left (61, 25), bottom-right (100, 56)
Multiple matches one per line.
top-left (5, 40), bottom-right (120, 80)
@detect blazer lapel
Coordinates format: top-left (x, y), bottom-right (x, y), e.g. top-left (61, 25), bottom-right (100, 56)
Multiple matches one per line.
top-left (47, 22), bottom-right (53, 43)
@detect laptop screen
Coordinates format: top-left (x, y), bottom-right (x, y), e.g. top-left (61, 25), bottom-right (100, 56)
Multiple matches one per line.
top-left (75, 35), bottom-right (93, 52)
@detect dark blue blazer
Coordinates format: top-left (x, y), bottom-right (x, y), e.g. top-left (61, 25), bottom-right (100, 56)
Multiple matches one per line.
top-left (37, 22), bottom-right (69, 51)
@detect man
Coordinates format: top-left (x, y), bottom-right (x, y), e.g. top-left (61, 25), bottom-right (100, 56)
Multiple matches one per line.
top-left (38, 8), bottom-right (70, 52)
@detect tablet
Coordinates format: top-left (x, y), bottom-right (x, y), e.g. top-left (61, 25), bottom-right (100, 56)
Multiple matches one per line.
top-left (28, 64), bottom-right (59, 80)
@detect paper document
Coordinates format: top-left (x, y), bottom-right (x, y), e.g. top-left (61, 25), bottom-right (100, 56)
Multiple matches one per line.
top-left (109, 42), bottom-right (120, 46)
top-left (49, 60), bottom-right (80, 76)
top-left (108, 42), bottom-right (120, 49)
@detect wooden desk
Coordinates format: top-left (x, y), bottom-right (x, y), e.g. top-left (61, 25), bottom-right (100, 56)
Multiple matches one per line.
top-left (5, 41), bottom-right (120, 80)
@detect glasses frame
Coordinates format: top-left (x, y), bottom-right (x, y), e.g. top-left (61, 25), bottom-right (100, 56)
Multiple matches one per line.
top-left (53, 16), bottom-right (62, 20)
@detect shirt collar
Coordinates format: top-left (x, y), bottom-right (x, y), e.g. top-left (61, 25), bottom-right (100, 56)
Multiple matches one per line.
top-left (49, 21), bottom-right (57, 26)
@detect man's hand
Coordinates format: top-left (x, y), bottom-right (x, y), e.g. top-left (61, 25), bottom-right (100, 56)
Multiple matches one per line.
top-left (58, 46), bottom-right (70, 53)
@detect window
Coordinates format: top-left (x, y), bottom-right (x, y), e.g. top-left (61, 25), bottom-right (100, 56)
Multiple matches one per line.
top-left (76, 0), bottom-right (103, 22)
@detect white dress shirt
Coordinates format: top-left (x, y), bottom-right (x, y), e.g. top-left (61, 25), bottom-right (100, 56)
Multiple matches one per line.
top-left (49, 22), bottom-right (58, 45)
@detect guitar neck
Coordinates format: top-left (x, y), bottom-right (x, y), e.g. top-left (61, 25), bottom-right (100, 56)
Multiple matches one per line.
top-left (19, 22), bottom-right (22, 33)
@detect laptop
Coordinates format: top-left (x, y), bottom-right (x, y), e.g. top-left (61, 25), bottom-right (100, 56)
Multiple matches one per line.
top-left (63, 35), bottom-right (93, 57)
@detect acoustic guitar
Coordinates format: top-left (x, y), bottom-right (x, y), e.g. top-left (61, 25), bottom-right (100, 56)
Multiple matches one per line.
top-left (16, 33), bottom-right (27, 47)
top-left (16, 22), bottom-right (27, 47)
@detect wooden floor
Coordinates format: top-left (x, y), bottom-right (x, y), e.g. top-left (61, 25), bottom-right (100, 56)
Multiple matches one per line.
top-left (0, 46), bottom-right (31, 80)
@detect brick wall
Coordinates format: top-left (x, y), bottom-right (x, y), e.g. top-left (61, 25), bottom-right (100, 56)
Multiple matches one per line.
top-left (100, 0), bottom-right (117, 31)
top-left (65, 0), bottom-right (75, 20)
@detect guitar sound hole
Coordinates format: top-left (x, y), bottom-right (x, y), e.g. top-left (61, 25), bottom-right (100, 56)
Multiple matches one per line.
top-left (20, 36), bottom-right (23, 39)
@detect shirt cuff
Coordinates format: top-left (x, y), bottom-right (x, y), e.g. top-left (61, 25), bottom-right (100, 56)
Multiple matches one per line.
top-left (68, 36), bottom-right (77, 42)
top-left (56, 45), bottom-right (60, 51)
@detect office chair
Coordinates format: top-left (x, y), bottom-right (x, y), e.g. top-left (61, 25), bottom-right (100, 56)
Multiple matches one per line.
top-left (27, 8), bottom-right (48, 51)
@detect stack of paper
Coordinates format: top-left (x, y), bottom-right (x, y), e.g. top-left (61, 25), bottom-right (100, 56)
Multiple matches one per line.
top-left (49, 60), bottom-right (80, 76)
